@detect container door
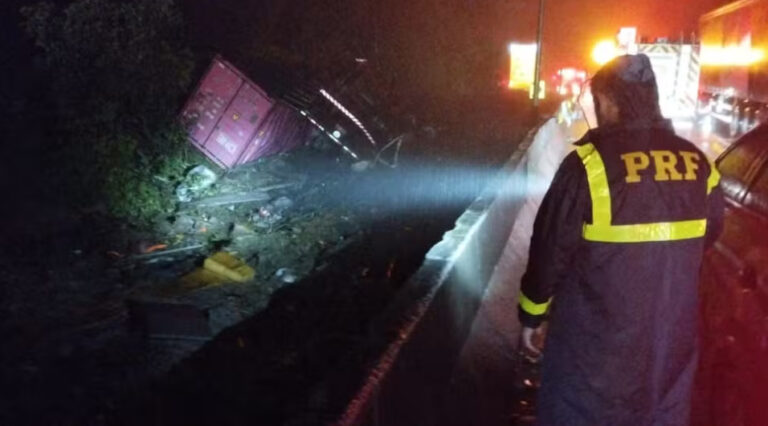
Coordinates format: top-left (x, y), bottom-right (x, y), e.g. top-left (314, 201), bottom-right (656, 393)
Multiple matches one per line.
top-left (181, 60), bottom-right (242, 151)
top-left (205, 83), bottom-right (273, 167)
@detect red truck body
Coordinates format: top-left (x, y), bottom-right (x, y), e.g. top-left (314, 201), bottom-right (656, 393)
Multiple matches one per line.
top-left (699, 0), bottom-right (768, 137)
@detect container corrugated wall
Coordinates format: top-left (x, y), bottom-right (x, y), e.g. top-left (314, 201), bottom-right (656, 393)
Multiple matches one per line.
top-left (181, 57), bottom-right (309, 169)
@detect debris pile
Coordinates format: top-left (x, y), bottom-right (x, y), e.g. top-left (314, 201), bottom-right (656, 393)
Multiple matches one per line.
top-left (124, 150), bottom-right (363, 340)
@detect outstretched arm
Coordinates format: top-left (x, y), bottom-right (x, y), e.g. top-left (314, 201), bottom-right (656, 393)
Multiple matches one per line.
top-left (518, 152), bottom-right (588, 353)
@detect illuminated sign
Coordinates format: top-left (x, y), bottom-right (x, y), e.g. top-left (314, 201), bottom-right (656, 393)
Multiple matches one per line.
top-left (508, 43), bottom-right (538, 90)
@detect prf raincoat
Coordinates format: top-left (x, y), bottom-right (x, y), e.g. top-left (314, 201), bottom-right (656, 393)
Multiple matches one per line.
top-left (518, 118), bottom-right (724, 425)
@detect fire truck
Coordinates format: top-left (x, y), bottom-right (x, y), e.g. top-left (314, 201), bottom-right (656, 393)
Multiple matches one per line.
top-left (698, 0), bottom-right (768, 138)
top-left (637, 41), bottom-right (701, 120)
top-left (607, 27), bottom-right (702, 120)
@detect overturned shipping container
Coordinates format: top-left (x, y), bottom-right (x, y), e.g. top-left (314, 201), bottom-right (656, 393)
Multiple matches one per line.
top-left (180, 57), bottom-right (310, 168)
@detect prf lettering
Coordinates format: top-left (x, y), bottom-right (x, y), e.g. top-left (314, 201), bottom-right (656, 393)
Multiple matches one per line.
top-left (620, 150), bottom-right (700, 183)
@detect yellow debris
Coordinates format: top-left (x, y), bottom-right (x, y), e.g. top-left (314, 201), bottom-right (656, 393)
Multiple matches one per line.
top-left (159, 252), bottom-right (255, 296)
top-left (203, 252), bottom-right (255, 283)
top-left (177, 268), bottom-right (229, 291)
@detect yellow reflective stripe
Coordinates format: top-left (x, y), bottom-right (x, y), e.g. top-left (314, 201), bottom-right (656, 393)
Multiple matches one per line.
top-left (576, 143), bottom-right (612, 225)
top-left (707, 161), bottom-right (721, 195)
top-left (519, 292), bottom-right (552, 316)
top-left (576, 142), bottom-right (708, 243)
top-left (583, 219), bottom-right (707, 243)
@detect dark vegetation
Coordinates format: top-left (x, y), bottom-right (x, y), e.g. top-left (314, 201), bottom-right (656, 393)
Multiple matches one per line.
top-left (20, 0), bottom-right (199, 224)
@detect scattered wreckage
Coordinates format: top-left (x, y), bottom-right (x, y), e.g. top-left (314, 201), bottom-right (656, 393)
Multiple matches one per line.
top-left (125, 152), bottom-right (362, 341)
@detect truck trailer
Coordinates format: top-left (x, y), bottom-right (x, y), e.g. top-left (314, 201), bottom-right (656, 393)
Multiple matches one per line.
top-left (699, 0), bottom-right (768, 138)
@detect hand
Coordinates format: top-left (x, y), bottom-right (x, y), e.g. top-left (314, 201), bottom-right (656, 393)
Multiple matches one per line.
top-left (521, 326), bottom-right (546, 356)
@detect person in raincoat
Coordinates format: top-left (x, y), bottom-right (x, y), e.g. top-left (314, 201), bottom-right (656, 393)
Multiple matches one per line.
top-left (518, 54), bottom-right (725, 425)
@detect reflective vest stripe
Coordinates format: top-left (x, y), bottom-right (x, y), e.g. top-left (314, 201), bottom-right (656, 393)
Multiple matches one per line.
top-left (583, 219), bottom-right (707, 243)
top-left (519, 291), bottom-right (552, 316)
top-left (576, 143), bottom-right (715, 243)
top-left (576, 144), bottom-right (612, 225)
top-left (707, 160), bottom-right (721, 194)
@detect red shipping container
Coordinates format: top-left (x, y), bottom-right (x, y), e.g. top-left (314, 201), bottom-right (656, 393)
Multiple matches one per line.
top-left (180, 57), bottom-right (309, 169)
top-left (238, 102), bottom-right (311, 164)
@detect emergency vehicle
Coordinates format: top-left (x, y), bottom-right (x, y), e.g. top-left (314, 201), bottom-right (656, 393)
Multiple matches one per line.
top-left (553, 67), bottom-right (587, 98)
top-left (607, 27), bottom-right (702, 120)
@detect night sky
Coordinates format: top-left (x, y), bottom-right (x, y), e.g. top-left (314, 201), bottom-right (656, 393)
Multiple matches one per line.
top-left (505, 0), bottom-right (729, 75)
top-left (0, 0), bottom-right (737, 85)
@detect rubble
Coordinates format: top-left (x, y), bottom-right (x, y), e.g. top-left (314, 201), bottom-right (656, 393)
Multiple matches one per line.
top-left (275, 267), bottom-right (299, 283)
top-left (175, 165), bottom-right (218, 202)
top-left (129, 244), bottom-right (206, 265)
top-left (182, 190), bottom-right (271, 208)
top-left (120, 150), bottom-right (363, 348)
